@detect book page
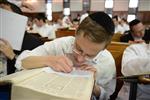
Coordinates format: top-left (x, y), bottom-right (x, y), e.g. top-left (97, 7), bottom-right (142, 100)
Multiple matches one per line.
top-left (0, 8), bottom-right (27, 50)
top-left (43, 67), bottom-right (92, 77)
top-left (0, 68), bottom-right (43, 84)
top-left (12, 69), bottom-right (94, 100)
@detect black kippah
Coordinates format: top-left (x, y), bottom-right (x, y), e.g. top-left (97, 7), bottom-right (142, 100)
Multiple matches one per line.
top-left (89, 12), bottom-right (114, 35)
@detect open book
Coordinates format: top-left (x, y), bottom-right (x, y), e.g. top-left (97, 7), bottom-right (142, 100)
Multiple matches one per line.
top-left (0, 67), bottom-right (94, 100)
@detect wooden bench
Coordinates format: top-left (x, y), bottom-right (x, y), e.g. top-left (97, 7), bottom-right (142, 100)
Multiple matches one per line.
top-left (56, 29), bottom-right (75, 38)
top-left (111, 33), bottom-right (122, 42)
top-left (107, 42), bottom-right (130, 99)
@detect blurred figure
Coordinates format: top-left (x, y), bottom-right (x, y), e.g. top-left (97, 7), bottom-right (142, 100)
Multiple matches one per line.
top-left (72, 18), bottom-right (79, 29)
top-left (32, 13), bottom-right (56, 39)
top-left (120, 19), bottom-right (150, 44)
top-left (112, 16), bottom-right (125, 34)
top-left (46, 20), bottom-right (53, 26)
top-left (53, 18), bottom-right (63, 30)
top-left (26, 17), bottom-right (33, 31)
top-left (117, 42), bottom-right (150, 100)
top-left (76, 13), bottom-right (81, 21)
top-left (0, 1), bottom-right (43, 76)
top-left (62, 15), bottom-right (73, 28)
top-left (120, 18), bottom-right (129, 32)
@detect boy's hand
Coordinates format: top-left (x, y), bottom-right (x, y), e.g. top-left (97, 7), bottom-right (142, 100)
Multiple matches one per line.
top-left (76, 64), bottom-right (97, 80)
top-left (47, 55), bottom-right (73, 73)
top-left (0, 38), bottom-right (15, 60)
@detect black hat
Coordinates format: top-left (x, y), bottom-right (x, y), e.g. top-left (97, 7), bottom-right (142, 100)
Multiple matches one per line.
top-left (89, 12), bottom-right (114, 35)
top-left (129, 19), bottom-right (141, 27)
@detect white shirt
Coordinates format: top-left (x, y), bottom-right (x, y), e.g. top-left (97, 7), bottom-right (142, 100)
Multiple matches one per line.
top-left (15, 36), bottom-right (116, 100)
top-left (32, 24), bottom-right (56, 39)
top-left (114, 24), bottom-right (125, 34)
top-left (80, 13), bottom-right (88, 23)
top-left (117, 43), bottom-right (150, 100)
top-left (62, 16), bottom-right (72, 28)
top-left (122, 23), bottom-right (129, 32)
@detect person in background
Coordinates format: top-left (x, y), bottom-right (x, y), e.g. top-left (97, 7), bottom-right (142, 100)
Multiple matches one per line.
top-left (0, 1), bottom-right (43, 76)
top-left (120, 18), bottom-right (129, 32)
top-left (16, 12), bottom-right (116, 100)
top-left (72, 18), bottom-right (79, 29)
top-left (53, 18), bottom-right (63, 30)
top-left (120, 19), bottom-right (150, 44)
top-left (76, 13), bottom-right (81, 21)
top-left (26, 17), bottom-right (33, 31)
top-left (32, 13), bottom-right (56, 39)
top-left (117, 42), bottom-right (150, 100)
top-left (112, 15), bottom-right (125, 34)
top-left (62, 15), bottom-right (73, 28)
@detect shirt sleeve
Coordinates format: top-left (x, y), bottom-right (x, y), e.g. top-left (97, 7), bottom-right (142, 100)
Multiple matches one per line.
top-left (15, 41), bottom-right (57, 70)
top-left (122, 44), bottom-right (150, 76)
top-left (94, 50), bottom-right (116, 99)
top-left (15, 37), bottom-right (74, 70)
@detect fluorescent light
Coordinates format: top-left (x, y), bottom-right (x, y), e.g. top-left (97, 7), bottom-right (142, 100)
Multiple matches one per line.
top-left (105, 0), bottom-right (113, 8)
top-left (129, 0), bottom-right (139, 8)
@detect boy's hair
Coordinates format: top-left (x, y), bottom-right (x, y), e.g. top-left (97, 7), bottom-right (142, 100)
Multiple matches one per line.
top-left (129, 19), bottom-right (141, 31)
top-left (0, 0), bottom-right (23, 15)
top-left (76, 12), bottom-right (114, 45)
top-left (35, 13), bottom-right (47, 23)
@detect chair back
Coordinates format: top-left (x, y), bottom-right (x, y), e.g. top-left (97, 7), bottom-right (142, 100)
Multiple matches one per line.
top-left (111, 33), bottom-right (122, 42)
top-left (56, 29), bottom-right (75, 38)
top-left (107, 42), bottom-right (129, 99)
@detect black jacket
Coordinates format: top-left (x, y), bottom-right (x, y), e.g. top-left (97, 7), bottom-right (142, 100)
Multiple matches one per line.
top-left (120, 29), bottom-right (150, 43)
top-left (7, 32), bottom-right (44, 74)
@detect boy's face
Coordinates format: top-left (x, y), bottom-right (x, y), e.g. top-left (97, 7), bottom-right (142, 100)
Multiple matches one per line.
top-left (132, 22), bottom-right (145, 38)
top-left (73, 33), bottom-right (106, 65)
top-left (34, 18), bottom-right (44, 27)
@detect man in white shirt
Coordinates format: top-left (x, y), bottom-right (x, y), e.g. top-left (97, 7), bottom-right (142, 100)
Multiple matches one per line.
top-left (112, 16), bottom-right (125, 34)
top-left (16, 12), bottom-right (116, 100)
top-left (117, 42), bottom-right (150, 100)
top-left (62, 15), bottom-right (73, 28)
top-left (32, 14), bottom-right (56, 39)
top-left (120, 18), bottom-right (129, 32)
